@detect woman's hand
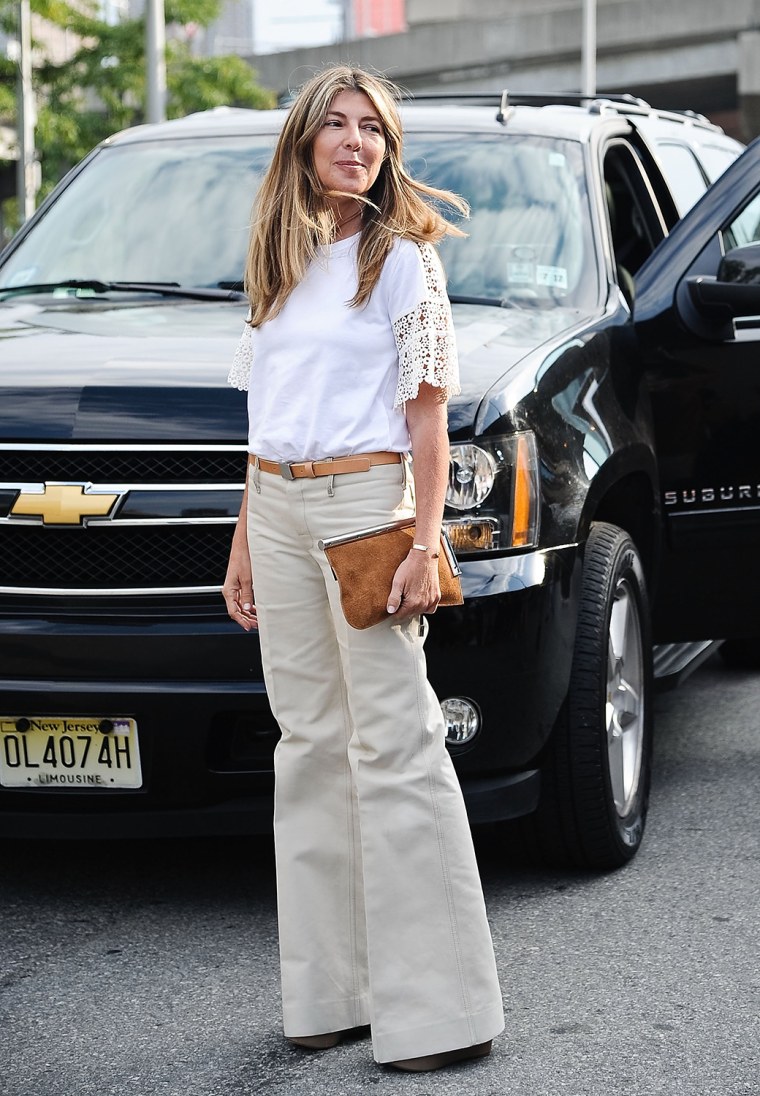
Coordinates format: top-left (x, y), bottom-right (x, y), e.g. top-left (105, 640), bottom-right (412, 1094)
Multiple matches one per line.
top-left (387, 548), bottom-right (440, 620)
top-left (222, 540), bottom-right (258, 631)
top-left (222, 478), bottom-right (258, 632)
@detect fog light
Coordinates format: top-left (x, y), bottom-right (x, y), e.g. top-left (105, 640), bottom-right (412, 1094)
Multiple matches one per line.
top-left (444, 517), bottom-right (499, 552)
top-left (441, 697), bottom-right (481, 745)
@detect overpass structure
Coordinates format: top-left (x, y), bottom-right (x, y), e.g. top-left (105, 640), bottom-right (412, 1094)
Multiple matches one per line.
top-left (246, 0), bottom-right (760, 140)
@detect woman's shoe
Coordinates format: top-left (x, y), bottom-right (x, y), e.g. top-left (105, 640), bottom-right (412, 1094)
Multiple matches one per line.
top-left (389, 1039), bottom-right (492, 1072)
top-left (287, 1025), bottom-right (371, 1051)
top-left (288, 1032), bottom-right (342, 1050)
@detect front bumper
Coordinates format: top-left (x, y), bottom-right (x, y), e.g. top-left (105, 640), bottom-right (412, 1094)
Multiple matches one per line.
top-left (0, 544), bottom-right (580, 838)
top-left (427, 544), bottom-right (582, 773)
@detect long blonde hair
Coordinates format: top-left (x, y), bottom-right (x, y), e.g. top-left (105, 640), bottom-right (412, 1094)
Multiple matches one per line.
top-left (245, 65), bottom-right (468, 327)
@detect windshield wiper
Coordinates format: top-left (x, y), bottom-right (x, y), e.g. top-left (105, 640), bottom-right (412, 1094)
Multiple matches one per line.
top-left (448, 293), bottom-right (514, 308)
top-left (0, 279), bottom-right (247, 302)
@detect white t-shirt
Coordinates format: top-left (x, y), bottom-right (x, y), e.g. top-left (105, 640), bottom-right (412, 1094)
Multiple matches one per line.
top-left (228, 235), bottom-right (460, 463)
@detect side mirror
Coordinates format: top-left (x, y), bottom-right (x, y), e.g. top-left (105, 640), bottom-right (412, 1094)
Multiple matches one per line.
top-left (686, 243), bottom-right (760, 331)
top-left (717, 241), bottom-right (760, 285)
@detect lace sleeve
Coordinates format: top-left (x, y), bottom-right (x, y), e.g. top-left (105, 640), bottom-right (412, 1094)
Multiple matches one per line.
top-left (392, 243), bottom-right (460, 408)
top-left (227, 323), bottom-right (252, 391)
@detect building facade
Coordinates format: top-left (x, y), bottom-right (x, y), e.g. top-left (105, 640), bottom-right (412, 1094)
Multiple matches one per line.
top-left (245, 0), bottom-right (760, 141)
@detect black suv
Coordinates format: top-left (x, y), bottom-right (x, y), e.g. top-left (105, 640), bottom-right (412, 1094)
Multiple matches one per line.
top-left (1, 94), bottom-right (758, 868)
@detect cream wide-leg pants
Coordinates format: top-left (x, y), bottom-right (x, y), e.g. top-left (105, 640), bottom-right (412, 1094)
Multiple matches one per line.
top-left (247, 458), bottom-right (504, 1064)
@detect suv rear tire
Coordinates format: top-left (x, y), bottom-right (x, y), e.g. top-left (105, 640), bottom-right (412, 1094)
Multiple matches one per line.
top-left (531, 522), bottom-right (653, 869)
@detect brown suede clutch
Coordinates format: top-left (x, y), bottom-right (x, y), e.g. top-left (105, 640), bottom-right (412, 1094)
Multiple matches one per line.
top-left (318, 518), bottom-right (463, 630)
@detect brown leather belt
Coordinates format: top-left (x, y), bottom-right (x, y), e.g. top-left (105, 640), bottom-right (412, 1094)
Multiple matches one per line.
top-left (250, 450), bottom-right (402, 480)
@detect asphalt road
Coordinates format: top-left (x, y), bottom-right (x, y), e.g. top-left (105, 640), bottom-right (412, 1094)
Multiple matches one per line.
top-left (2, 654), bottom-right (759, 1096)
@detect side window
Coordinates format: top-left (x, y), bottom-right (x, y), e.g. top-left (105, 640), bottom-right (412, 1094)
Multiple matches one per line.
top-left (654, 142), bottom-right (709, 215)
top-left (724, 191), bottom-right (760, 250)
top-left (698, 144), bottom-right (741, 185)
top-left (603, 142), bottom-right (667, 278)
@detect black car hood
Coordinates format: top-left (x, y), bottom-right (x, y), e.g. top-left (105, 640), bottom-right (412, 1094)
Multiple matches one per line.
top-left (446, 302), bottom-right (587, 434)
top-left (0, 296), bottom-right (585, 440)
top-left (0, 297), bottom-right (251, 440)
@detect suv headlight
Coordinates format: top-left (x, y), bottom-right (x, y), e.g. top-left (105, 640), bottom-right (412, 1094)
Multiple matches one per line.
top-left (444, 432), bottom-right (540, 553)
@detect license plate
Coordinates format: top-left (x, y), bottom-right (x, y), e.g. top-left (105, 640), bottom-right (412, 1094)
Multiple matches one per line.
top-left (0, 716), bottom-right (143, 789)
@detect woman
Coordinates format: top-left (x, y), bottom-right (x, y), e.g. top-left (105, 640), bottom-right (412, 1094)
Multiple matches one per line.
top-left (223, 65), bottom-right (504, 1073)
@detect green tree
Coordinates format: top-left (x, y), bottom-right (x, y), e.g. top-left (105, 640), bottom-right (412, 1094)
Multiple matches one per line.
top-left (0, 0), bottom-right (273, 231)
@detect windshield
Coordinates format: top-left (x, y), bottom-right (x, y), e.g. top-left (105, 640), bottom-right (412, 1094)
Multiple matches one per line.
top-left (0, 130), bottom-right (596, 309)
top-left (0, 137), bottom-right (271, 291)
top-left (409, 134), bottom-right (595, 308)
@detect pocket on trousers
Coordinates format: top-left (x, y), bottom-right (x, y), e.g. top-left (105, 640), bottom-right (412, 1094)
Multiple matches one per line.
top-left (396, 615), bottom-right (428, 644)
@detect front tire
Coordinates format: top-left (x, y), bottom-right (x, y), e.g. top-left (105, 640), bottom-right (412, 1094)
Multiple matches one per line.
top-left (533, 522), bottom-right (653, 869)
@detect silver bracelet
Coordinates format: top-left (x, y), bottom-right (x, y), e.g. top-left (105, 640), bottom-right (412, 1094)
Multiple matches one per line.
top-left (411, 542), bottom-right (440, 559)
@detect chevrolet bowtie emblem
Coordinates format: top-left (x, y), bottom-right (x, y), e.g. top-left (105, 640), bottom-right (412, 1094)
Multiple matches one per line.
top-left (10, 483), bottom-right (122, 525)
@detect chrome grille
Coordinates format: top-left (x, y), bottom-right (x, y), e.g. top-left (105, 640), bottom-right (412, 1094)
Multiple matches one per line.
top-left (0, 448), bottom-right (247, 484)
top-left (0, 444), bottom-right (245, 595)
top-left (2, 524), bottom-right (234, 589)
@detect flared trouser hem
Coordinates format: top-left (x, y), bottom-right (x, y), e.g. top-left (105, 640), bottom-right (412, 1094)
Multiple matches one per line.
top-left (282, 995), bottom-right (371, 1040)
top-left (247, 461), bottom-right (504, 1061)
top-left (372, 1002), bottom-right (506, 1064)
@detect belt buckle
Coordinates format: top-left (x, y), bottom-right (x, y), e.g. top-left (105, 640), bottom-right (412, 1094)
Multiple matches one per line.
top-left (278, 461), bottom-right (295, 480)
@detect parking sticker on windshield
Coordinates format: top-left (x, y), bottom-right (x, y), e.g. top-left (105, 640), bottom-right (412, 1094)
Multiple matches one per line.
top-left (507, 262), bottom-right (534, 284)
top-left (536, 265), bottom-right (568, 289)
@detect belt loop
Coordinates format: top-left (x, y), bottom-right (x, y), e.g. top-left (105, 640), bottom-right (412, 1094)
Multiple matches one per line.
top-left (326, 473), bottom-right (335, 498)
top-left (407, 453), bottom-right (416, 504)
top-left (252, 455), bottom-right (261, 494)
top-left (401, 452), bottom-right (408, 488)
